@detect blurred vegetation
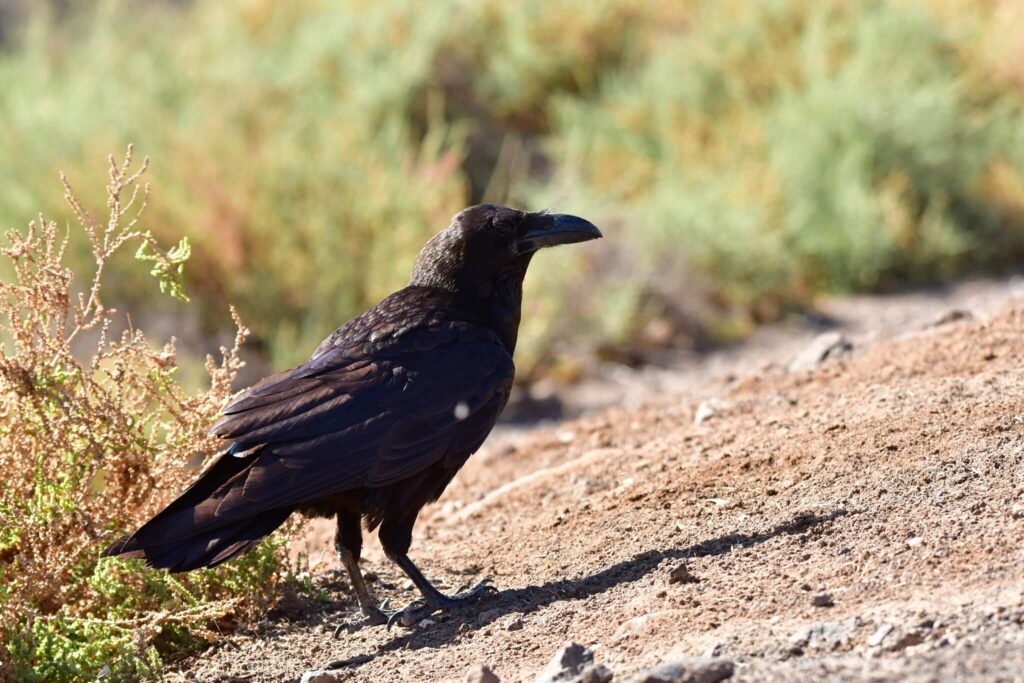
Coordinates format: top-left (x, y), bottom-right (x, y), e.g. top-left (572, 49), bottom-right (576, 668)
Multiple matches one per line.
top-left (1, 0), bottom-right (1023, 376)
top-left (0, 2), bottom-right (1022, 678)
top-left (549, 0), bottom-right (1024, 340)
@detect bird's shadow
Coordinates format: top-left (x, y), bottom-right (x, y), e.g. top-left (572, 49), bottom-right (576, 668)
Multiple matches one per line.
top-left (324, 508), bottom-right (848, 670)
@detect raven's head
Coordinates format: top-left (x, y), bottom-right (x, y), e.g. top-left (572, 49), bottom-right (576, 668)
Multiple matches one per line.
top-left (409, 205), bottom-right (601, 297)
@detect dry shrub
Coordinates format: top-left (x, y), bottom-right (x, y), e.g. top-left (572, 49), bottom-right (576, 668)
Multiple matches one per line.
top-left (0, 149), bottom-right (293, 682)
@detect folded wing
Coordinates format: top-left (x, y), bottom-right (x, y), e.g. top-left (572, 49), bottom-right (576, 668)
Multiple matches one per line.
top-left (104, 321), bottom-right (513, 570)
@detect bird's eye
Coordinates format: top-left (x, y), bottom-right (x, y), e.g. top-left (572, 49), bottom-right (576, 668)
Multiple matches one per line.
top-left (493, 219), bottom-right (514, 236)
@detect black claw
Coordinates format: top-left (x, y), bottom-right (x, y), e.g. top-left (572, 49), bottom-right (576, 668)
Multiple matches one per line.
top-left (452, 578), bottom-right (497, 601)
top-left (384, 578), bottom-right (498, 630)
top-left (387, 605), bottom-right (425, 630)
top-left (333, 604), bottom-right (394, 637)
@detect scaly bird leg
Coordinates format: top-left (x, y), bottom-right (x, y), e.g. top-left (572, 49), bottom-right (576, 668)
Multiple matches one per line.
top-left (334, 547), bottom-right (393, 635)
top-left (333, 511), bottom-right (397, 636)
top-left (386, 553), bottom-right (496, 629)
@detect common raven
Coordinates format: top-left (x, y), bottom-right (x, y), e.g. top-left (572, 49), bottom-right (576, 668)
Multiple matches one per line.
top-left (103, 205), bottom-right (601, 627)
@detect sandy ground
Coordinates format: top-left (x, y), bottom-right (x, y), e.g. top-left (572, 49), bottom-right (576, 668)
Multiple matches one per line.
top-left (171, 279), bottom-right (1024, 682)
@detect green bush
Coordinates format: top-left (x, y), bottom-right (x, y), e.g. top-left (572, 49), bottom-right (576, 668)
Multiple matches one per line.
top-left (0, 151), bottom-right (297, 682)
top-left (767, 2), bottom-right (1020, 288)
top-left (545, 0), bottom-right (1024, 336)
top-left (0, 0), bottom-right (468, 369)
top-left (2, 0), bottom-right (1024, 370)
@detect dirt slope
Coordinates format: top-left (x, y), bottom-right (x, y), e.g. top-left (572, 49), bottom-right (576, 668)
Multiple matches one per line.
top-left (174, 296), bottom-right (1024, 683)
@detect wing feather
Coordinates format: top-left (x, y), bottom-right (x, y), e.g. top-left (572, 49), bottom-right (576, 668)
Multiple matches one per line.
top-left (200, 322), bottom-right (512, 517)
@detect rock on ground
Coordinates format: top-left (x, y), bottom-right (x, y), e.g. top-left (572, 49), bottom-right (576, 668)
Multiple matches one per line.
top-left (534, 642), bottom-right (612, 683)
top-left (623, 657), bottom-right (734, 683)
top-left (465, 663), bottom-right (501, 683)
top-left (788, 331), bottom-right (852, 371)
top-left (299, 671), bottom-right (342, 683)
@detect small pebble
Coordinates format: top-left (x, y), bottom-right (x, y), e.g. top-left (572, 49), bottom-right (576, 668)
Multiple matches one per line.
top-left (505, 615), bottom-right (524, 631)
top-left (669, 562), bottom-right (700, 585)
top-left (465, 663), bottom-right (500, 683)
top-left (867, 623), bottom-right (893, 647)
top-left (887, 630), bottom-right (925, 651)
top-left (300, 671), bottom-right (342, 683)
top-left (811, 593), bottom-right (834, 608)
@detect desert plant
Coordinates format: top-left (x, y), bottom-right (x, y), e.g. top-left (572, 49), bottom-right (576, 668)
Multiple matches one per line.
top-left (0, 0), bottom-right (470, 369)
top-left (543, 0), bottom-right (1024, 340)
top-left (1, 0), bottom-right (1024, 375)
top-left (0, 0), bottom-right (675, 373)
top-left (0, 149), bottom-right (293, 682)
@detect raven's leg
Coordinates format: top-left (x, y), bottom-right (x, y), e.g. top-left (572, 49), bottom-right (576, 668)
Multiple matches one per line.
top-left (334, 510), bottom-right (390, 631)
top-left (379, 514), bottom-right (496, 628)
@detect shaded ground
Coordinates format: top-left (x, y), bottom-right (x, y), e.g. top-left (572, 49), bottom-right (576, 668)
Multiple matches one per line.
top-left (172, 279), bottom-right (1024, 682)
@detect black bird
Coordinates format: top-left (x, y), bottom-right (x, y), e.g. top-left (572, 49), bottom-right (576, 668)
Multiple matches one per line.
top-left (103, 205), bottom-right (601, 628)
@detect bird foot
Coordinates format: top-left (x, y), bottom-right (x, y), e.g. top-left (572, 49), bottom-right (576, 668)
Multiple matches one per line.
top-left (386, 578), bottom-right (497, 630)
top-left (332, 600), bottom-right (396, 637)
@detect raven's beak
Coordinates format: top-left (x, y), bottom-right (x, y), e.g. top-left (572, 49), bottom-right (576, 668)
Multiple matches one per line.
top-left (519, 213), bottom-right (603, 252)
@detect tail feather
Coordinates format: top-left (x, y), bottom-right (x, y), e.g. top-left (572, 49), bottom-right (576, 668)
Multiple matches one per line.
top-left (103, 450), bottom-right (295, 573)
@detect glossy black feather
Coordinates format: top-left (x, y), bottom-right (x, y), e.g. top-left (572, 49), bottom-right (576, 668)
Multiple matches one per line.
top-left (104, 288), bottom-right (513, 570)
top-left (102, 205), bottom-right (599, 576)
